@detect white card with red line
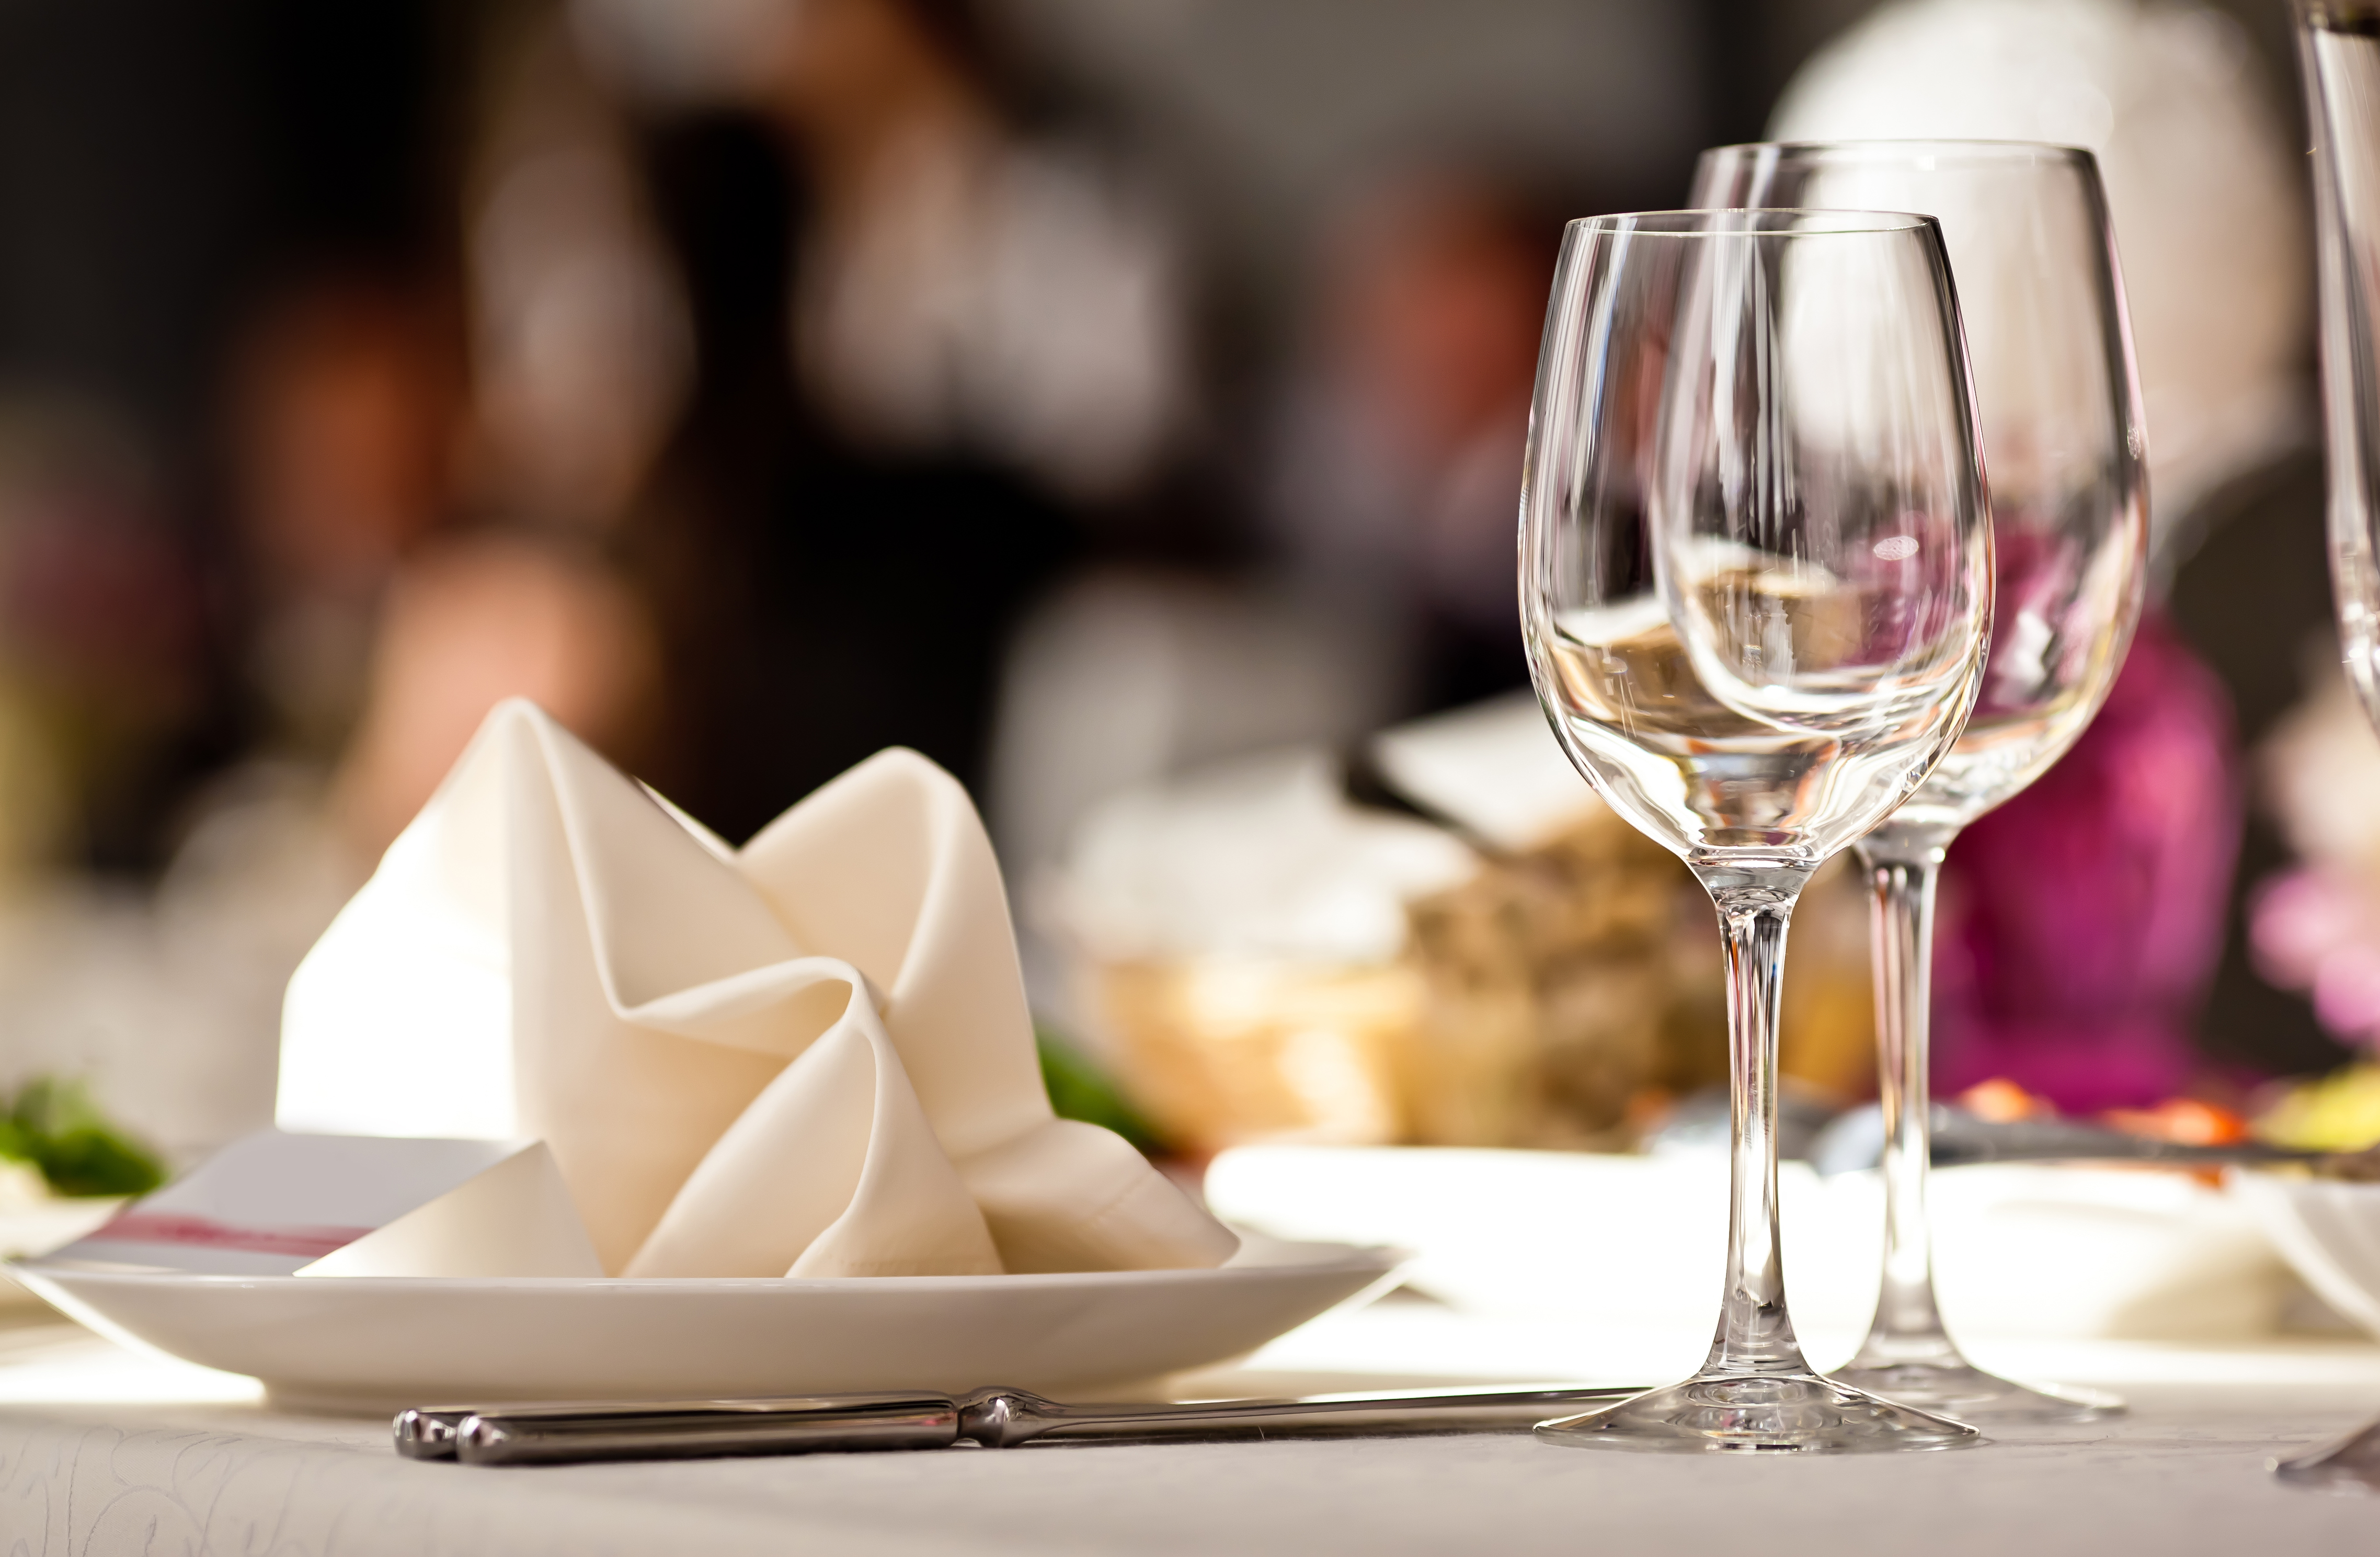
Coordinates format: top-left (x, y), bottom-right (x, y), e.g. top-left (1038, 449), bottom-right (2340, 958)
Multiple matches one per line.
top-left (48, 1130), bottom-right (604, 1278)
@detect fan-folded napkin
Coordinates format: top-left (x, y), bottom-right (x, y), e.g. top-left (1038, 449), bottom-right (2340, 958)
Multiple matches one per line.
top-left (276, 699), bottom-right (1237, 1278)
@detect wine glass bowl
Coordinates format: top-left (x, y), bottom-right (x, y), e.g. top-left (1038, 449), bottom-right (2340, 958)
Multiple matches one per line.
top-left (1529, 210), bottom-right (1990, 867)
top-left (1691, 142), bottom-right (2147, 1426)
top-left (1522, 210), bottom-right (1988, 1454)
top-left (2301, 2), bottom-right (2380, 738)
top-left (1696, 143), bottom-right (2146, 833)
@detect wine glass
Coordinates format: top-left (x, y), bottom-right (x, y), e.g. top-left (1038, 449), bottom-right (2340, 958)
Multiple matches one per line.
top-left (1523, 209), bottom-right (1989, 1453)
top-left (1695, 142), bottom-right (2147, 1426)
top-left (2277, 0), bottom-right (2380, 1492)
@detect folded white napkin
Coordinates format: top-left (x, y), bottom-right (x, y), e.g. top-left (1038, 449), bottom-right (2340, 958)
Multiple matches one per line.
top-left (276, 699), bottom-right (1237, 1278)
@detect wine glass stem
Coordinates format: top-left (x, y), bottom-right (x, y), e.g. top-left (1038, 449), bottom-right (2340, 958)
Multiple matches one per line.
top-left (1695, 862), bottom-right (1817, 1377)
top-left (1851, 824), bottom-right (1960, 1366)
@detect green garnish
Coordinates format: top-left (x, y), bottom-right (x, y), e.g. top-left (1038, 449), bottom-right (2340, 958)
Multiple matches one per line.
top-left (0, 1077), bottom-right (166, 1197)
top-left (1036, 1029), bottom-right (1168, 1157)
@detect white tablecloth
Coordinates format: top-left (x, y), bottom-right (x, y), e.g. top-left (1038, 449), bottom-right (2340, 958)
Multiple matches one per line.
top-left (1, 1302), bottom-right (2376, 1556)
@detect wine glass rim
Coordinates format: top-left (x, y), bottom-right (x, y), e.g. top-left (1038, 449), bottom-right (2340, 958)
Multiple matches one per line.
top-left (1700, 137), bottom-right (2097, 167)
top-left (1566, 208), bottom-right (1936, 238)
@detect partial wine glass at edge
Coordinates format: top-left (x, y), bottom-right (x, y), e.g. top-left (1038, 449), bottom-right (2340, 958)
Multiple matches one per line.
top-left (2270, 0), bottom-right (2380, 1493)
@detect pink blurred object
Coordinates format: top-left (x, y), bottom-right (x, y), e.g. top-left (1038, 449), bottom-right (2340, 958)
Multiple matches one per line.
top-left (1930, 612), bottom-right (2241, 1112)
top-left (2249, 869), bottom-right (2380, 1045)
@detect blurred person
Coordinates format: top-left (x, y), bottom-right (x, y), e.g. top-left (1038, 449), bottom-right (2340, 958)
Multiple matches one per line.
top-left (35, 251), bottom-right (673, 1162)
top-left (989, 167), bottom-right (1566, 1023)
top-left (502, 0), bottom-right (1202, 843)
top-left (0, 0), bottom-right (696, 1162)
top-left (463, 8), bottom-right (693, 534)
top-left (766, 0), bottom-right (1184, 503)
top-left (574, 0), bottom-right (1187, 506)
top-left (1772, 0), bottom-right (2309, 543)
top-left (1268, 169), bottom-right (1560, 714)
top-left (335, 533), bottom-right (660, 857)
top-left (611, 107), bottom-right (1076, 839)
top-left (227, 275), bottom-right (465, 761)
top-left (226, 259), bottom-right (666, 819)
top-left (0, 528), bottom-right (666, 1166)
top-left (0, 404), bottom-right (209, 878)
top-left (1769, 0), bottom-right (2313, 1104)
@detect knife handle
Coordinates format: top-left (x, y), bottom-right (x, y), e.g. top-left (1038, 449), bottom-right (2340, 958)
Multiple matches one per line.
top-left (454, 1397), bottom-right (962, 1465)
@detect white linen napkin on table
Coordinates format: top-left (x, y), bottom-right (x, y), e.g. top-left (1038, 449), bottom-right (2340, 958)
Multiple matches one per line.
top-left (275, 698), bottom-right (1237, 1278)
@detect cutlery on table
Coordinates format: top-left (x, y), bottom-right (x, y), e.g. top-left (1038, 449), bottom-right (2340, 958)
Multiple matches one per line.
top-left (395, 1383), bottom-right (1650, 1466)
top-left (2275, 1417), bottom-right (2380, 1491)
top-left (1807, 1105), bottom-right (2350, 1176)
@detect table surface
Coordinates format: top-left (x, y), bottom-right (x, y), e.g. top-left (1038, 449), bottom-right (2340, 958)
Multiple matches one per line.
top-left (3, 1300), bottom-right (2379, 1557)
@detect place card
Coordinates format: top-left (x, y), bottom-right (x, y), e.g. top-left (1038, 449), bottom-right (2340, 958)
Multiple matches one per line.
top-left (45, 1130), bottom-right (602, 1278)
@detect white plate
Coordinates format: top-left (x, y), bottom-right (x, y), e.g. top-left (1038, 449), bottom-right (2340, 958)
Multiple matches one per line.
top-left (0, 1200), bottom-right (123, 1308)
top-left (2233, 1171), bottom-right (2380, 1338)
top-left (9, 1236), bottom-right (1402, 1412)
top-left (1211, 1147), bottom-right (2289, 1344)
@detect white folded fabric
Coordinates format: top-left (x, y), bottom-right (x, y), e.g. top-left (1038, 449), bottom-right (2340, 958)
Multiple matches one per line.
top-left (277, 700), bottom-right (1237, 1278)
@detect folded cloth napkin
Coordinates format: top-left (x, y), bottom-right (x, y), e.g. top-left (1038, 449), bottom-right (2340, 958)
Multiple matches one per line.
top-left (277, 699), bottom-right (1237, 1278)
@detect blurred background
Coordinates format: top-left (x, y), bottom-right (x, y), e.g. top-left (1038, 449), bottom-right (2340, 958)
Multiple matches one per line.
top-left (0, 0), bottom-right (2367, 1176)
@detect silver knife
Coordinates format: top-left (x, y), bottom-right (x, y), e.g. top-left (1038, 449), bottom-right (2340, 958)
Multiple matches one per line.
top-left (395, 1383), bottom-right (1648, 1466)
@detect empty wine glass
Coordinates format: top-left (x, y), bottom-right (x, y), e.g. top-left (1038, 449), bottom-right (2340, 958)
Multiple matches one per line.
top-left (1523, 209), bottom-right (1989, 1453)
top-left (2277, 0), bottom-right (2380, 1494)
top-left (1696, 142), bottom-right (2147, 1426)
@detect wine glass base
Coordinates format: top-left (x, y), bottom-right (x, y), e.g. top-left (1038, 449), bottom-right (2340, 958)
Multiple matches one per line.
top-left (2275, 1414), bottom-right (2380, 1492)
top-left (1534, 1370), bottom-right (1980, 1455)
top-left (1829, 1358), bottom-right (2122, 1425)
